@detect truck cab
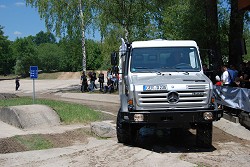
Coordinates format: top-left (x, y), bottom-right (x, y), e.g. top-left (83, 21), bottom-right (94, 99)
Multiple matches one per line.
top-left (114, 39), bottom-right (223, 148)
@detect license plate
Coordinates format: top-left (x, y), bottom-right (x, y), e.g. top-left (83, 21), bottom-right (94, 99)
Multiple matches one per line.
top-left (143, 85), bottom-right (167, 91)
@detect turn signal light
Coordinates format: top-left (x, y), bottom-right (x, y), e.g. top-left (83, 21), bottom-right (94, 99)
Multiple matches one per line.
top-left (211, 97), bottom-right (215, 103)
top-left (128, 99), bottom-right (133, 105)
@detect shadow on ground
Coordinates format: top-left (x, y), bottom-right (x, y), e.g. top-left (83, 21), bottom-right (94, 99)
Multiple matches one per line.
top-left (125, 127), bottom-right (216, 153)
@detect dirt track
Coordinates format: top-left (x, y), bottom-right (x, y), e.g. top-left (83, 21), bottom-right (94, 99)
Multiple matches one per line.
top-left (57, 72), bottom-right (81, 80)
top-left (0, 79), bottom-right (250, 166)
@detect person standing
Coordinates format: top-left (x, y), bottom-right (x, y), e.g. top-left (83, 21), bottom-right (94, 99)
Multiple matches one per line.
top-left (221, 65), bottom-right (230, 86)
top-left (227, 64), bottom-right (238, 85)
top-left (92, 70), bottom-right (97, 89)
top-left (98, 71), bottom-right (104, 91)
top-left (88, 71), bottom-right (95, 92)
top-left (107, 68), bottom-right (112, 78)
top-left (80, 71), bottom-right (88, 92)
top-left (15, 76), bottom-right (20, 91)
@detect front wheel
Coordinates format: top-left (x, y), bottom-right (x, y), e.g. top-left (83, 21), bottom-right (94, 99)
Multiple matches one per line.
top-left (116, 110), bottom-right (139, 145)
top-left (196, 122), bottom-right (213, 148)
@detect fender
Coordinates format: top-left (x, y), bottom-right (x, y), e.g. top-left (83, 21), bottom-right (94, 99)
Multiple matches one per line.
top-left (120, 94), bottom-right (128, 113)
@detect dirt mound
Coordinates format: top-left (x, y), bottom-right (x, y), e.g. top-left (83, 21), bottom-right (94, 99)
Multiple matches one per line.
top-left (0, 138), bottom-right (28, 153)
top-left (0, 128), bottom-right (89, 154)
top-left (57, 72), bottom-right (81, 80)
top-left (0, 105), bottom-right (60, 129)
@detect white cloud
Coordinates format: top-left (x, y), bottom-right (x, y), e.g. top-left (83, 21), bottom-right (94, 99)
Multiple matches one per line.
top-left (15, 2), bottom-right (25, 7)
top-left (0, 5), bottom-right (7, 8)
top-left (14, 31), bottom-right (22, 36)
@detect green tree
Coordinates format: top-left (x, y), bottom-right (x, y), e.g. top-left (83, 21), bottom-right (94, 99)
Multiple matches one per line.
top-left (11, 38), bottom-right (39, 76)
top-left (218, 1), bottom-right (230, 63)
top-left (33, 31), bottom-right (56, 45)
top-left (58, 37), bottom-right (102, 71)
top-left (99, 27), bottom-right (124, 69)
top-left (26, 0), bottom-right (94, 38)
top-left (0, 26), bottom-right (14, 75)
top-left (161, 0), bottom-right (223, 70)
top-left (26, 0), bottom-right (96, 72)
top-left (94, 0), bottom-right (161, 41)
top-left (243, 28), bottom-right (250, 62)
top-left (228, 0), bottom-right (246, 67)
top-left (37, 43), bottom-right (63, 72)
top-left (85, 39), bottom-right (102, 70)
top-left (58, 37), bottom-right (82, 72)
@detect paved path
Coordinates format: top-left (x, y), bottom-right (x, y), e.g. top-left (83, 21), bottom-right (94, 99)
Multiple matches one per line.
top-left (0, 79), bottom-right (80, 94)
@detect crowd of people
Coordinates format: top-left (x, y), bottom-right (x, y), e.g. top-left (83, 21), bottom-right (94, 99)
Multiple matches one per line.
top-left (80, 68), bottom-right (119, 94)
top-left (203, 62), bottom-right (250, 88)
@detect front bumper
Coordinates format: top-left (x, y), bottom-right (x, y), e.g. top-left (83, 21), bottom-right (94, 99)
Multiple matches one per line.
top-left (120, 109), bottom-right (223, 128)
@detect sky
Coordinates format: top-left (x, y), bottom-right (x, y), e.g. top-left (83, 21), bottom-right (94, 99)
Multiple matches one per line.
top-left (0, 0), bottom-right (99, 41)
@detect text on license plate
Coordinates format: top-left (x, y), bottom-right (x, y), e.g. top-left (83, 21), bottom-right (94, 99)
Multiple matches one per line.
top-left (143, 85), bottom-right (167, 91)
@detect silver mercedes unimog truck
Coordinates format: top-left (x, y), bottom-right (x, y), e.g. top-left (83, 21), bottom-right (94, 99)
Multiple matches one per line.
top-left (112, 39), bottom-right (223, 148)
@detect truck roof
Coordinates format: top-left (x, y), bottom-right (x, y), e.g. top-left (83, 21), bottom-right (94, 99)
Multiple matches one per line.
top-left (131, 39), bottom-right (198, 48)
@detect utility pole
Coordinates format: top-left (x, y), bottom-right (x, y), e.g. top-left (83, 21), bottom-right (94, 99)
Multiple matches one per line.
top-left (79, 0), bottom-right (86, 72)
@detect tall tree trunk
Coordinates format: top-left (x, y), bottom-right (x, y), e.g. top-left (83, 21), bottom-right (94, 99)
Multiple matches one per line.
top-left (229, 0), bottom-right (245, 67)
top-left (79, 0), bottom-right (86, 72)
top-left (205, 0), bottom-right (222, 71)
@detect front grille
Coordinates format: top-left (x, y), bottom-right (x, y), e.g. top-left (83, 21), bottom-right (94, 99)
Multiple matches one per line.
top-left (136, 86), bottom-right (209, 109)
top-left (186, 85), bottom-right (208, 89)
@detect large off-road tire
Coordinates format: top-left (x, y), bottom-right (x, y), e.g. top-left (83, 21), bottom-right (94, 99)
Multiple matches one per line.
top-left (196, 122), bottom-right (213, 148)
top-left (116, 110), bottom-right (129, 144)
top-left (116, 109), bottom-right (138, 145)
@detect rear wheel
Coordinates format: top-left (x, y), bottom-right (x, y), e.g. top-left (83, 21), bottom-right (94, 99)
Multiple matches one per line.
top-left (196, 122), bottom-right (213, 148)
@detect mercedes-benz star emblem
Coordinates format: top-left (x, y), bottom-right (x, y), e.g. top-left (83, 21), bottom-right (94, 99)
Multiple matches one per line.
top-left (167, 92), bottom-right (179, 103)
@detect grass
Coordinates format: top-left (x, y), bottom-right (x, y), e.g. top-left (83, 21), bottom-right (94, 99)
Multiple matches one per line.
top-left (0, 97), bottom-right (102, 124)
top-left (14, 134), bottom-right (53, 150)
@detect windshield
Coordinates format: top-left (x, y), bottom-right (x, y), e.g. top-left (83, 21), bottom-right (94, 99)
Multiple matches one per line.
top-left (130, 47), bottom-right (201, 73)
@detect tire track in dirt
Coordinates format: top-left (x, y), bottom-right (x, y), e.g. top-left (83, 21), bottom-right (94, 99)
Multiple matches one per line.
top-left (181, 142), bottom-right (250, 167)
top-left (0, 138), bottom-right (196, 167)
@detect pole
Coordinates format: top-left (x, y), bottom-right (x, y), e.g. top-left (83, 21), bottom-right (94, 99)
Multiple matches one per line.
top-left (33, 79), bottom-right (35, 104)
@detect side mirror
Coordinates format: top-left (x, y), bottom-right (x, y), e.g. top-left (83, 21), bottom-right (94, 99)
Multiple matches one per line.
top-left (111, 52), bottom-right (118, 65)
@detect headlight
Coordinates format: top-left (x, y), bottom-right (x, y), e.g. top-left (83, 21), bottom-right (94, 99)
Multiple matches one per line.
top-left (203, 112), bottom-right (213, 120)
top-left (134, 114), bottom-right (144, 122)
